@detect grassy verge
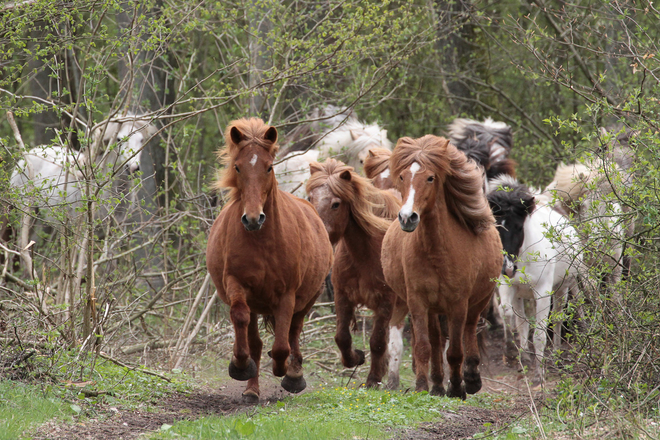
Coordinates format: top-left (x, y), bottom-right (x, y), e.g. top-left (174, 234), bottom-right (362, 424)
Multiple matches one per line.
top-left (149, 387), bottom-right (465, 440)
top-left (0, 381), bottom-right (74, 440)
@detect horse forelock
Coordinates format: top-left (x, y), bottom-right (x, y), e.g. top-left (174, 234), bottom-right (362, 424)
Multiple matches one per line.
top-left (392, 135), bottom-right (494, 234)
top-left (487, 175), bottom-right (534, 215)
top-left (307, 159), bottom-right (392, 235)
top-left (216, 118), bottom-right (279, 197)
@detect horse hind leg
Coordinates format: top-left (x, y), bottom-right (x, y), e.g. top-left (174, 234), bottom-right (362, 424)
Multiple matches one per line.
top-left (365, 302), bottom-right (393, 388)
top-left (386, 322), bottom-right (404, 390)
top-left (446, 310), bottom-right (467, 400)
top-left (242, 312), bottom-right (263, 403)
top-left (334, 290), bottom-right (365, 368)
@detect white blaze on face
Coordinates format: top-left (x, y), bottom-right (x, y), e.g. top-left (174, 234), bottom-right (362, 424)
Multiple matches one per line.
top-left (249, 154), bottom-right (258, 167)
top-left (380, 168), bottom-right (390, 179)
top-left (399, 162), bottom-right (420, 219)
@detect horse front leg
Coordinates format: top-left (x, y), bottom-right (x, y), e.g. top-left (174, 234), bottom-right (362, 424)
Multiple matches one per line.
top-left (242, 312), bottom-right (263, 403)
top-left (531, 289), bottom-right (552, 385)
top-left (428, 313), bottom-right (446, 396)
top-left (281, 308), bottom-right (308, 393)
top-left (386, 299), bottom-right (408, 390)
top-left (226, 277), bottom-right (257, 381)
top-left (446, 307), bottom-right (467, 400)
top-left (334, 288), bottom-right (365, 368)
top-left (365, 299), bottom-right (393, 388)
top-left (408, 302), bottom-right (431, 392)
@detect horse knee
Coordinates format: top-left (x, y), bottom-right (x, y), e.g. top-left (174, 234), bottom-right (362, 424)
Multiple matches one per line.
top-left (230, 303), bottom-right (250, 328)
top-left (334, 331), bottom-right (352, 350)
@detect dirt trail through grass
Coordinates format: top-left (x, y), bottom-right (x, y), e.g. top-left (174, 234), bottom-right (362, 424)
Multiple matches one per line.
top-left (29, 330), bottom-right (541, 440)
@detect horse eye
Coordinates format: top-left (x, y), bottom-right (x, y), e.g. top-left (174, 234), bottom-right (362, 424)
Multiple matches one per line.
top-left (267, 165), bottom-right (273, 173)
top-left (427, 176), bottom-right (434, 182)
top-left (331, 202), bottom-right (340, 209)
top-left (399, 175), bottom-right (403, 181)
top-left (234, 165), bottom-right (240, 173)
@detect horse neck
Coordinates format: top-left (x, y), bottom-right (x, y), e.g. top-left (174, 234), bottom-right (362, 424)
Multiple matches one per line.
top-left (416, 190), bottom-right (456, 248)
top-left (342, 213), bottom-right (382, 260)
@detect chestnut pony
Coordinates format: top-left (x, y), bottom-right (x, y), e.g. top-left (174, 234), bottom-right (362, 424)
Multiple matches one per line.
top-left (206, 118), bottom-right (333, 401)
top-left (381, 135), bottom-right (502, 399)
top-left (307, 159), bottom-right (400, 388)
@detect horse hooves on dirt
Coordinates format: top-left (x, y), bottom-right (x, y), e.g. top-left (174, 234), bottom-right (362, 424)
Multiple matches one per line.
top-left (242, 389), bottom-right (260, 404)
top-left (281, 375), bottom-right (306, 393)
top-left (430, 384), bottom-right (446, 396)
top-left (447, 382), bottom-right (466, 400)
top-left (464, 378), bottom-right (482, 395)
top-left (228, 358), bottom-right (258, 381)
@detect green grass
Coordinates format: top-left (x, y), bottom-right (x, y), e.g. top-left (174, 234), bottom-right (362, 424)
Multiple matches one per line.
top-left (150, 386), bottom-right (465, 440)
top-left (0, 381), bottom-right (74, 440)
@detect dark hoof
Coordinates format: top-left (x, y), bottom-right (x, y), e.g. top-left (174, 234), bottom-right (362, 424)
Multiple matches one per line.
top-left (430, 385), bottom-right (446, 396)
top-left (242, 389), bottom-right (259, 404)
top-left (465, 377), bottom-right (482, 395)
top-left (354, 349), bottom-right (366, 366)
top-left (447, 382), bottom-right (466, 400)
top-left (281, 375), bottom-right (306, 393)
top-left (365, 379), bottom-right (380, 389)
top-left (228, 358), bottom-right (257, 381)
top-left (464, 371), bottom-right (482, 395)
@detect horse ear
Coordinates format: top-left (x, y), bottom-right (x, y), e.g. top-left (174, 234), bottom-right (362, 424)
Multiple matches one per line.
top-left (309, 162), bottom-right (324, 175)
top-left (230, 126), bottom-right (243, 145)
top-left (350, 130), bottom-right (360, 141)
top-left (367, 149), bottom-right (376, 158)
top-left (339, 170), bottom-right (352, 181)
top-left (522, 195), bottom-right (536, 214)
top-left (265, 126), bottom-right (278, 144)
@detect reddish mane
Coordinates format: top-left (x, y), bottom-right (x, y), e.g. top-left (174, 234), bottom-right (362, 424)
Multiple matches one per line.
top-left (214, 118), bottom-right (280, 199)
top-left (390, 135), bottom-right (494, 234)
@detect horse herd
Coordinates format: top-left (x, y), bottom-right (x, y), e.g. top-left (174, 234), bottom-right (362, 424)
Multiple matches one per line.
top-left (2, 108), bottom-right (630, 403)
top-left (206, 112), bottom-right (631, 402)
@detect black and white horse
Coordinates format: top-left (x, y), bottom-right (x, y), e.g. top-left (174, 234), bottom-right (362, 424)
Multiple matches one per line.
top-left (487, 175), bottom-right (582, 383)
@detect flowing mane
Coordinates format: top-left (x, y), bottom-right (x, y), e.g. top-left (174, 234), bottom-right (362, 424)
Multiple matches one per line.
top-left (213, 118), bottom-right (280, 199)
top-left (363, 147), bottom-right (392, 179)
top-left (307, 159), bottom-right (397, 236)
top-left (391, 135), bottom-right (494, 234)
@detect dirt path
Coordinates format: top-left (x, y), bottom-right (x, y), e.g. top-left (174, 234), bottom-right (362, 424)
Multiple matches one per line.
top-left (31, 330), bottom-right (542, 440)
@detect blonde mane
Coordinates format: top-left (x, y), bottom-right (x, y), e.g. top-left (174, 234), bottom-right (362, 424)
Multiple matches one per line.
top-left (363, 147), bottom-right (392, 179)
top-left (307, 159), bottom-right (399, 236)
top-left (390, 135), bottom-right (494, 234)
top-left (213, 118), bottom-right (280, 200)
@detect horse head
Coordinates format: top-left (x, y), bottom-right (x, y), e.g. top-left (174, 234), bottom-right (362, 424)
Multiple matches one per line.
top-left (221, 118), bottom-right (279, 232)
top-left (307, 160), bottom-right (354, 244)
top-left (486, 175), bottom-right (536, 277)
top-left (92, 114), bottom-right (157, 175)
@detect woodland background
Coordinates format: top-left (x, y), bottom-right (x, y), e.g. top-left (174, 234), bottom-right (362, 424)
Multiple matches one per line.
top-left (0, 0), bottom-right (659, 435)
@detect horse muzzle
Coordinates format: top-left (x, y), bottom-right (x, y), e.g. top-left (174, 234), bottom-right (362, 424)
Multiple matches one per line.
top-left (501, 256), bottom-right (517, 278)
top-left (398, 211), bottom-right (419, 233)
top-left (241, 213), bottom-right (266, 231)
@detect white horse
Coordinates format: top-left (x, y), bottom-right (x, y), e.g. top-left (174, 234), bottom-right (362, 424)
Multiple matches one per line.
top-left (488, 175), bottom-right (582, 383)
top-left (275, 106), bottom-right (392, 198)
top-left (7, 115), bottom-right (156, 278)
top-left (543, 161), bottom-right (625, 288)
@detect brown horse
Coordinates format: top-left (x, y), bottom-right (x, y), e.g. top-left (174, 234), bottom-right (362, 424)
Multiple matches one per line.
top-left (381, 135), bottom-right (502, 399)
top-left (206, 118), bottom-right (333, 402)
top-left (307, 159), bottom-right (400, 388)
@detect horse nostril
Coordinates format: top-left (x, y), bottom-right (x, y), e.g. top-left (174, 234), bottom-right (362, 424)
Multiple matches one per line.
top-left (241, 214), bottom-right (249, 227)
top-left (410, 212), bottom-right (419, 223)
top-left (258, 213), bottom-right (266, 225)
